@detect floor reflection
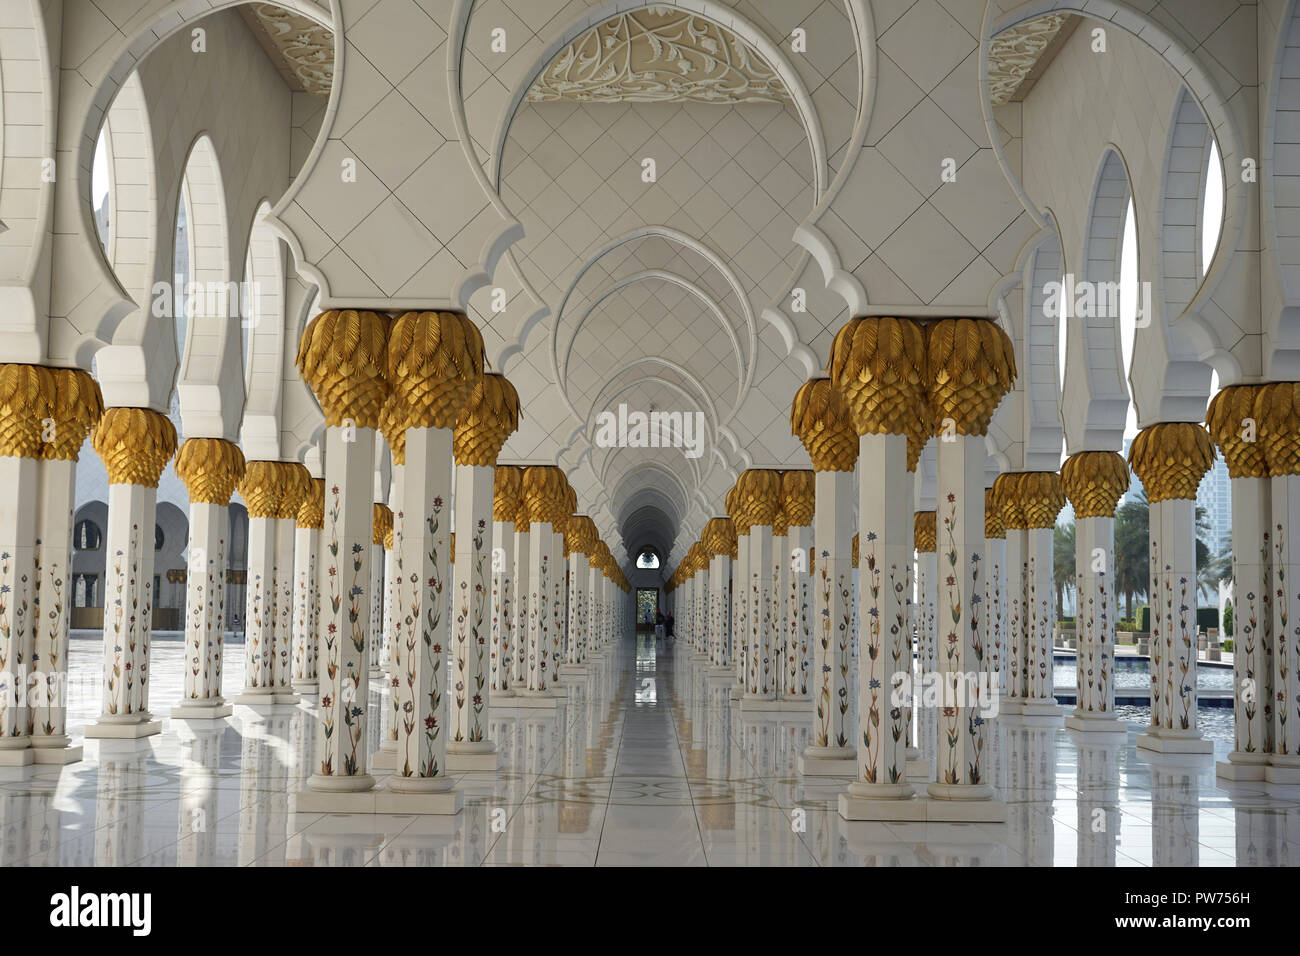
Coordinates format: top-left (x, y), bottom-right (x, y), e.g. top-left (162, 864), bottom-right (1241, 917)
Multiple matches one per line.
top-left (0, 633), bottom-right (1298, 866)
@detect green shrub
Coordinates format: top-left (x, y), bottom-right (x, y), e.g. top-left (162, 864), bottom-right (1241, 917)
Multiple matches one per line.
top-left (1223, 601), bottom-right (1233, 637)
top-left (1222, 638), bottom-right (1234, 653)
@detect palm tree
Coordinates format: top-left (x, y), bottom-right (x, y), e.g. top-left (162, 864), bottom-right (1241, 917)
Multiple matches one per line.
top-left (1113, 493), bottom-right (1149, 621)
top-left (1114, 489), bottom-right (1222, 610)
top-left (1053, 521), bottom-right (1076, 619)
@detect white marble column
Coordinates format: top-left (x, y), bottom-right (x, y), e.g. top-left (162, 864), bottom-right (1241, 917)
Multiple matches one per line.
top-left (448, 461), bottom-right (496, 768)
top-left (30, 455), bottom-right (83, 761)
top-left (1129, 422), bottom-right (1214, 755)
top-left (368, 498), bottom-right (389, 681)
top-left (172, 438), bottom-right (244, 719)
top-left (520, 466), bottom-right (568, 701)
top-left (731, 516), bottom-right (750, 697)
top-left (291, 478), bottom-right (323, 694)
top-left (709, 548), bottom-right (732, 669)
top-left (801, 469), bottom-right (855, 774)
top-left (1061, 452), bottom-right (1128, 733)
top-left (511, 512), bottom-right (530, 691)
top-left (842, 432), bottom-right (914, 808)
top-left (85, 408), bottom-right (177, 740)
top-left (929, 433), bottom-right (997, 802)
top-left (567, 549), bottom-right (589, 666)
top-left (984, 487), bottom-right (1006, 700)
top-left (998, 475), bottom-right (1028, 714)
top-left (770, 524), bottom-right (787, 678)
top-left (785, 520), bottom-right (813, 702)
top-left (914, 514), bottom-right (938, 762)
top-left (746, 520), bottom-right (775, 700)
top-left (307, 424), bottom-right (379, 792)
top-left (380, 462), bottom-right (402, 676)
top-left (1208, 387), bottom-right (1272, 779)
top-left (272, 497), bottom-right (302, 705)
top-left (236, 462), bottom-right (282, 705)
top-left (1019, 473), bottom-right (1064, 721)
top-left (0, 451), bottom-right (39, 760)
top-left (389, 423), bottom-right (457, 792)
top-left (1218, 474), bottom-right (1272, 778)
top-left (1269, 471), bottom-right (1300, 781)
top-left (489, 468), bottom-right (519, 696)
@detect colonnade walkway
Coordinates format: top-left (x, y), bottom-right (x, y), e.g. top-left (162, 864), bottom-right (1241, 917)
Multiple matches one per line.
top-left (0, 631), bottom-right (1297, 866)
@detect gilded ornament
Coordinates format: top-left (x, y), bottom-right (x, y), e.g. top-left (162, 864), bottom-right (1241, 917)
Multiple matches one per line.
top-left (94, 407), bottom-right (177, 486)
top-left (1205, 385), bottom-right (1266, 479)
top-left (828, 316), bottom-right (929, 438)
top-left (522, 465), bottom-right (570, 524)
top-left (925, 318), bottom-right (1017, 436)
top-left (387, 310), bottom-right (485, 431)
top-left (372, 504), bottom-right (393, 547)
top-left (296, 310), bottom-right (390, 428)
top-left (790, 377), bottom-right (858, 471)
top-left (984, 487), bottom-right (1004, 538)
top-left (298, 478), bottom-right (326, 530)
top-left (736, 468), bottom-right (783, 526)
top-left (0, 363), bottom-right (56, 459)
top-left (453, 372), bottom-right (521, 466)
top-left (993, 473), bottom-right (1026, 530)
top-left (1018, 471), bottom-right (1065, 528)
top-left (1060, 451), bottom-right (1129, 519)
top-left (175, 438), bottom-right (246, 505)
top-left (914, 511), bottom-right (937, 553)
top-left (45, 368), bottom-right (104, 461)
top-left (1254, 382), bottom-right (1300, 477)
top-left (493, 465), bottom-right (523, 522)
top-left (1127, 423), bottom-right (1215, 502)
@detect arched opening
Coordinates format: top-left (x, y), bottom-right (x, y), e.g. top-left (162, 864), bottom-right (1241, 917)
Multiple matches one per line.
top-left (1118, 196), bottom-right (1138, 440)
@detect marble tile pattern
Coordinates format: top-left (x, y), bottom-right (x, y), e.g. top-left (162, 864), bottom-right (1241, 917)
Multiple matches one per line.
top-left (0, 633), bottom-right (1297, 867)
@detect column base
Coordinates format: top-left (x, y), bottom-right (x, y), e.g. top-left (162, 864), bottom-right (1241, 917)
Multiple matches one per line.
top-left (307, 772), bottom-right (375, 794)
top-left (706, 665), bottom-right (732, 679)
top-left (837, 791), bottom-right (925, 821)
top-left (297, 781), bottom-right (462, 815)
top-left (446, 743), bottom-right (499, 772)
top-left (1002, 700), bottom-right (1062, 726)
top-left (291, 679), bottom-right (319, 695)
top-left (559, 664), bottom-right (589, 678)
top-left (1065, 712), bottom-right (1128, 734)
top-left (32, 744), bottom-right (83, 765)
top-left (1216, 751), bottom-right (1268, 781)
top-left (494, 687), bottom-right (516, 698)
top-left (170, 701), bottom-right (234, 720)
top-left (740, 697), bottom-right (807, 713)
top-left (0, 747), bottom-right (34, 767)
top-left (232, 690), bottom-right (279, 707)
top-left (496, 693), bottom-right (560, 710)
top-left (84, 716), bottom-right (162, 739)
top-left (1265, 756), bottom-right (1300, 785)
top-left (999, 698), bottom-right (1024, 716)
top-left (1136, 729), bottom-right (1213, 754)
top-left (273, 691), bottom-right (301, 706)
top-left (728, 685), bottom-right (742, 700)
top-left (798, 746), bottom-right (857, 777)
top-left (370, 743), bottom-right (398, 770)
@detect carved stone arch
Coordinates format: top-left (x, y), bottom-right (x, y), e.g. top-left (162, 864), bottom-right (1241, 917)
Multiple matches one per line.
top-left (51, 0), bottom-right (334, 374)
top-left (1061, 148), bottom-right (1133, 453)
top-left (173, 133), bottom-right (241, 442)
top-left (1262, 0), bottom-right (1300, 377)
top-left (239, 201), bottom-right (290, 459)
top-left (99, 73), bottom-right (158, 309)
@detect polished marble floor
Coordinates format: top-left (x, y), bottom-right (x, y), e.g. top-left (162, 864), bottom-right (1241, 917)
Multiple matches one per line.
top-left (1, 632), bottom-right (1299, 866)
